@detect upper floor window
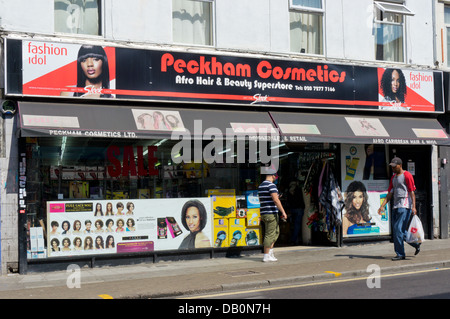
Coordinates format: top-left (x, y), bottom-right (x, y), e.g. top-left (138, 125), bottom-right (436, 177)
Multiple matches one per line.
top-left (289, 0), bottom-right (324, 55)
top-left (173, 0), bottom-right (214, 46)
top-left (54, 0), bottom-right (101, 36)
top-left (374, 1), bottom-right (414, 62)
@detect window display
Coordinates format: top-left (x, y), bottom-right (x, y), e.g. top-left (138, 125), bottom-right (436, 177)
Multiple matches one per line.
top-left (24, 136), bottom-right (268, 259)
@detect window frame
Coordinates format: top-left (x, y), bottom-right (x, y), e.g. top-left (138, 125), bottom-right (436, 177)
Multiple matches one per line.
top-left (53, 0), bottom-right (104, 38)
top-left (374, 1), bottom-right (414, 17)
top-left (289, 0), bottom-right (324, 14)
top-left (172, 0), bottom-right (216, 47)
top-left (373, 1), bottom-right (414, 63)
top-left (288, 0), bottom-right (325, 56)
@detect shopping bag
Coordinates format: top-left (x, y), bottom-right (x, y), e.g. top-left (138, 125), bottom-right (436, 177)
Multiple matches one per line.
top-left (406, 215), bottom-right (425, 244)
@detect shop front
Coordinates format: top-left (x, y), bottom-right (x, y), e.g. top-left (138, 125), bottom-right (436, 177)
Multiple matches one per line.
top-left (15, 101), bottom-right (450, 271)
top-left (5, 37), bottom-right (450, 272)
top-left (270, 112), bottom-right (449, 246)
top-left (16, 101), bottom-right (283, 272)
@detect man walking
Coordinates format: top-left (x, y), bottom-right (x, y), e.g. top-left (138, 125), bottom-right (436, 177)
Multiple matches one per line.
top-left (378, 157), bottom-right (421, 260)
top-left (258, 169), bottom-right (287, 262)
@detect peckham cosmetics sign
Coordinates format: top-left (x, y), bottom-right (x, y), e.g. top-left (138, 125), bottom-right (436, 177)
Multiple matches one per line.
top-left (5, 38), bottom-right (444, 113)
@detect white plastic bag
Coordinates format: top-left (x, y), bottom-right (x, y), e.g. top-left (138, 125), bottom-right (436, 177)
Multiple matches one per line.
top-left (406, 215), bottom-right (425, 244)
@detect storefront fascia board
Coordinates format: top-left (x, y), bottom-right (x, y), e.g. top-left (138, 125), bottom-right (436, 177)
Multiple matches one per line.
top-left (17, 101), bottom-right (278, 141)
top-left (270, 111), bottom-right (450, 146)
top-left (5, 38), bottom-right (445, 114)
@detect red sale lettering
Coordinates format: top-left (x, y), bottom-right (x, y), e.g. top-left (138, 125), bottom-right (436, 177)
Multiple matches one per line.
top-left (107, 145), bottom-right (158, 178)
top-left (122, 146), bottom-right (136, 177)
top-left (107, 145), bottom-right (121, 177)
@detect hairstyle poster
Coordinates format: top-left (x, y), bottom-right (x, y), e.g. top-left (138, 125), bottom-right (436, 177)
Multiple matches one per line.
top-left (131, 109), bottom-right (186, 132)
top-left (46, 197), bottom-right (212, 258)
top-left (341, 144), bottom-right (391, 238)
top-left (378, 68), bottom-right (435, 112)
top-left (22, 40), bottom-right (116, 98)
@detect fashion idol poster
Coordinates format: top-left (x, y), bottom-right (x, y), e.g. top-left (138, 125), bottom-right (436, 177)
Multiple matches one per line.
top-left (22, 40), bottom-right (116, 98)
top-left (378, 68), bottom-right (435, 112)
top-left (340, 144), bottom-right (391, 238)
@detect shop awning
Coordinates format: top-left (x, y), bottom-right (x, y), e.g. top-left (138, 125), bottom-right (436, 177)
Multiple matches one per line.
top-left (18, 102), bottom-right (277, 140)
top-left (269, 111), bottom-right (450, 146)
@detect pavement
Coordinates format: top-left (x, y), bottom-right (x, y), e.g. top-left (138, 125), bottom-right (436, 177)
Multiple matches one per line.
top-left (1, 238), bottom-right (450, 299)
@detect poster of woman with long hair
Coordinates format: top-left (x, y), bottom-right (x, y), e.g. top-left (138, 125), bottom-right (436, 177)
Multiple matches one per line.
top-left (22, 40), bottom-right (116, 98)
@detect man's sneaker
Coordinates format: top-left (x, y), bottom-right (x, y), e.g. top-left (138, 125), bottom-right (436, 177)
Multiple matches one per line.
top-left (269, 250), bottom-right (278, 261)
top-left (263, 254), bottom-right (277, 262)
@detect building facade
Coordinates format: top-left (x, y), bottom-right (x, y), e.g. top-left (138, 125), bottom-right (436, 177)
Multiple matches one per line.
top-left (435, 0), bottom-right (450, 240)
top-left (1, 0), bottom-right (449, 274)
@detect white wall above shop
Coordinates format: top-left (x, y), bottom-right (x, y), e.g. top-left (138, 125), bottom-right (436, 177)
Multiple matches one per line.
top-left (0, 0), bottom-right (438, 67)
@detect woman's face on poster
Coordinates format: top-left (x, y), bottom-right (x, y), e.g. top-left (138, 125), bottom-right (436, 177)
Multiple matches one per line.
top-left (185, 206), bottom-right (201, 232)
top-left (80, 57), bottom-right (103, 80)
top-left (352, 191), bottom-right (364, 211)
top-left (391, 70), bottom-right (400, 93)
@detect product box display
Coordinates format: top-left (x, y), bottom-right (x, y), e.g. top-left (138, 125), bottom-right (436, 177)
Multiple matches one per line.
top-left (244, 190), bottom-right (260, 208)
top-left (228, 218), bottom-right (247, 247)
top-left (245, 227), bottom-right (261, 246)
top-left (138, 189), bottom-right (150, 199)
top-left (213, 218), bottom-right (229, 248)
top-left (207, 189), bottom-right (236, 196)
top-left (29, 227), bottom-right (45, 258)
top-left (236, 195), bottom-right (247, 218)
top-left (246, 208), bottom-right (261, 226)
top-left (213, 218), bottom-right (262, 247)
top-left (30, 227), bottom-right (38, 252)
top-left (36, 227), bottom-right (45, 251)
top-left (236, 208), bottom-right (247, 218)
top-left (211, 195), bottom-right (236, 219)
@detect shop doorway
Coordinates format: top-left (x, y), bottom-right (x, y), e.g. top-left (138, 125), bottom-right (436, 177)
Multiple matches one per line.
top-left (389, 146), bottom-right (433, 239)
top-left (276, 145), bottom-right (341, 247)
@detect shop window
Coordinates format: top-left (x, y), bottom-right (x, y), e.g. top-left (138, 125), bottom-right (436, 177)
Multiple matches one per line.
top-left (172, 0), bottom-right (214, 46)
top-left (27, 137), bottom-right (238, 202)
top-left (374, 1), bottom-right (414, 63)
top-left (54, 0), bottom-right (102, 36)
top-left (289, 0), bottom-right (324, 55)
top-left (445, 6), bottom-right (450, 67)
top-left (24, 136), bottom-right (271, 258)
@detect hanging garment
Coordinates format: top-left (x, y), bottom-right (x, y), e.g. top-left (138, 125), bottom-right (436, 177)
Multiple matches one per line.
top-left (318, 162), bottom-right (344, 231)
